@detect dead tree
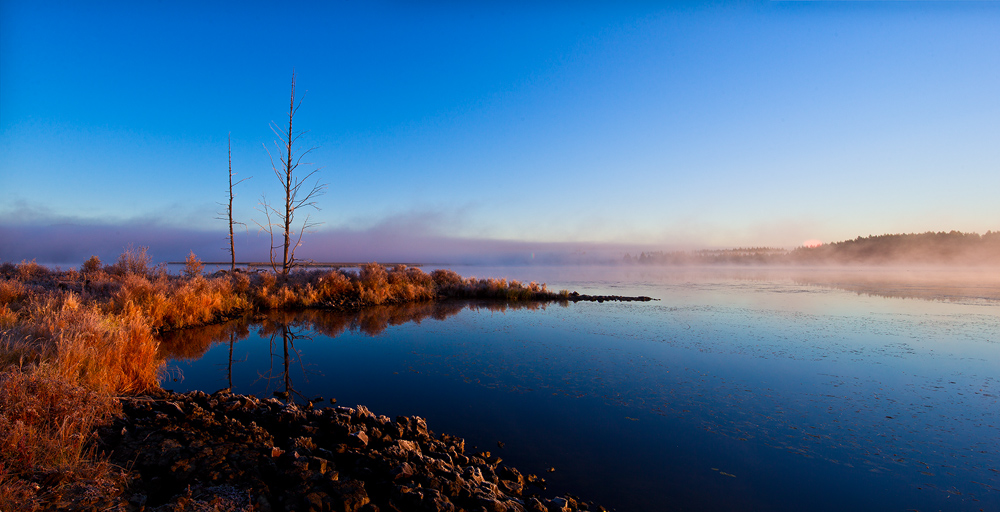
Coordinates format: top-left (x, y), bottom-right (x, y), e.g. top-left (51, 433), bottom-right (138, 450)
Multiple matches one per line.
top-left (257, 70), bottom-right (326, 275)
top-left (218, 134), bottom-right (250, 272)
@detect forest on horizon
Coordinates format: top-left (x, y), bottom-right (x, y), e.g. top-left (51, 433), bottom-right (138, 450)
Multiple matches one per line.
top-left (624, 231), bottom-right (1000, 266)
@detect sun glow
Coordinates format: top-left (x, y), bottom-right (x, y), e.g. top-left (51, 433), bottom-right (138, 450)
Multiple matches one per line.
top-left (802, 239), bottom-right (823, 248)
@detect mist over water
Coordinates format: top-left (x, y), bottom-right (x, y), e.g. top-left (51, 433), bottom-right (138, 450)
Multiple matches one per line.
top-left (162, 266), bottom-right (1000, 511)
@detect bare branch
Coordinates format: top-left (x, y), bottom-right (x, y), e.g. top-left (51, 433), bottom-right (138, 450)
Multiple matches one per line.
top-left (262, 69), bottom-right (327, 276)
top-left (218, 134), bottom-right (252, 272)
top-left (253, 194), bottom-right (280, 273)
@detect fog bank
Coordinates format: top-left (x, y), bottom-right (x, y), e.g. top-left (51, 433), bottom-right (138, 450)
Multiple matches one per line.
top-left (0, 221), bottom-right (655, 267)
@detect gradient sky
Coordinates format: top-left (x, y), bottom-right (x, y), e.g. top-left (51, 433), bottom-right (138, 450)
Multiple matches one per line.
top-left (2, 1), bottom-right (998, 264)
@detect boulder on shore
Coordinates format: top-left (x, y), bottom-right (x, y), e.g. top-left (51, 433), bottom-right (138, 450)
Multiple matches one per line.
top-left (98, 389), bottom-right (608, 512)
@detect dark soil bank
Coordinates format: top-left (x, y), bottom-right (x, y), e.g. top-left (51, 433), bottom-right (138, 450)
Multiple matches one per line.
top-left (97, 389), bottom-right (609, 512)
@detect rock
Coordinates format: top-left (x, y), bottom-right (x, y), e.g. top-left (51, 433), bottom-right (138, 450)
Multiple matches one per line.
top-left (95, 390), bottom-right (607, 512)
top-left (396, 439), bottom-right (421, 457)
top-left (463, 466), bottom-right (485, 485)
top-left (308, 456), bottom-right (331, 474)
top-left (548, 496), bottom-right (572, 512)
top-left (526, 497), bottom-right (548, 512)
top-left (293, 435), bottom-right (318, 452)
top-left (329, 480), bottom-right (370, 512)
top-left (353, 405), bottom-right (375, 423)
top-left (390, 462), bottom-right (414, 481)
top-left (349, 430), bottom-right (369, 448)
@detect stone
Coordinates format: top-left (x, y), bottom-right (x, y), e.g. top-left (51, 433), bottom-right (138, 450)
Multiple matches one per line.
top-left (349, 430), bottom-right (369, 448)
top-left (329, 480), bottom-right (371, 512)
top-left (304, 491), bottom-right (326, 512)
top-left (548, 497), bottom-right (571, 512)
top-left (294, 435), bottom-right (318, 452)
top-left (308, 455), bottom-right (331, 474)
top-left (390, 462), bottom-right (414, 481)
top-left (396, 439), bottom-right (422, 457)
top-left (526, 498), bottom-right (548, 512)
top-left (95, 389), bottom-right (609, 512)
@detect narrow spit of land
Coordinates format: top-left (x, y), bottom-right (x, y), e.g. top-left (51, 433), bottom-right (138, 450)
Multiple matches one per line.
top-left (166, 261), bottom-right (432, 269)
top-left (0, 254), bottom-right (652, 511)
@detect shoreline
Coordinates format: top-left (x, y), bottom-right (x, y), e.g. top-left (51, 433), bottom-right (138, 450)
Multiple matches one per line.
top-left (95, 388), bottom-right (607, 512)
top-left (1, 258), bottom-right (645, 510)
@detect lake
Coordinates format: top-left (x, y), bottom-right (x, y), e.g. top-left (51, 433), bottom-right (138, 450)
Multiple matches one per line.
top-left (161, 266), bottom-right (1000, 511)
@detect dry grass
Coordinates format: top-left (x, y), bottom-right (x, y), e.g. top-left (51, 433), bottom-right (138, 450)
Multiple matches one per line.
top-left (11, 291), bottom-right (162, 395)
top-left (432, 268), bottom-right (560, 301)
top-left (1, 255), bottom-right (561, 395)
top-left (0, 367), bottom-right (124, 510)
top-left (0, 250), bottom-right (570, 509)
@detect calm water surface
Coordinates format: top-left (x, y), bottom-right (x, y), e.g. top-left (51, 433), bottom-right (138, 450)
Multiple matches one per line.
top-left (162, 267), bottom-right (1000, 512)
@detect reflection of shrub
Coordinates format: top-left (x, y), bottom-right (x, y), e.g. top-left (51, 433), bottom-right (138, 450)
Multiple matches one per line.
top-left (157, 320), bottom-right (249, 360)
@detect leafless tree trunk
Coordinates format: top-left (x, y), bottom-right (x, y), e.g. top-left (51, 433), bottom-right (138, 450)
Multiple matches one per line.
top-left (219, 134), bottom-right (250, 272)
top-left (259, 70), bottom-right (326, 275)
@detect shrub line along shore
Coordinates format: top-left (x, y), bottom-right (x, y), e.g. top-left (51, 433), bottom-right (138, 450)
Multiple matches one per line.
top-left (166, 262), bottom-right (431, 269)
top-left (0, 248), bottom-right (650, 511)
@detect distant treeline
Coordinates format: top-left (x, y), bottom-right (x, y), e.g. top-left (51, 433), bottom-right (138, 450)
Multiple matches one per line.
top-left (624, 231), bottom-right (1000, 266)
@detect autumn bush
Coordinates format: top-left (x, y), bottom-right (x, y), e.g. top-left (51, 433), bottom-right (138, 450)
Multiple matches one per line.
top-left (1, 253), bottom-right (565, 395)
top-left (0, 248), bottom-right (571, 508)
top-left (433, 272), bottom-right (557, 301)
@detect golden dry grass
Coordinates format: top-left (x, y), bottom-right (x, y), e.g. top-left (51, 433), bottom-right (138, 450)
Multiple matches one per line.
top-left (0, 255), bottom-right (560, 395)
top-left (0, 367), bottom-right (123, 510)
top-left (0, 250), bottom-right (567, 508)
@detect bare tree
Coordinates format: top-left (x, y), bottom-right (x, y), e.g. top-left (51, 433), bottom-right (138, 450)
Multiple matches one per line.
top-left (257, 70), bottom-right (326, 275)
top-left (218, 134), bottom-right (250, 272)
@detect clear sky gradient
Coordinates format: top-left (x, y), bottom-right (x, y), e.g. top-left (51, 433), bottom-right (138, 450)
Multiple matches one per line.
top-left (2, 1), bottom-right (998, 264)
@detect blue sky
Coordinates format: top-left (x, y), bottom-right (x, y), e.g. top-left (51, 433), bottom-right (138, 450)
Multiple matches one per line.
top-left (2, 1), bottom-right (998, 264)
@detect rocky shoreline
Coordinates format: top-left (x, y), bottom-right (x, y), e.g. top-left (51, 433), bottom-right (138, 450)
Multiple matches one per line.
top-left (96, 389), bottom-right (609, 512)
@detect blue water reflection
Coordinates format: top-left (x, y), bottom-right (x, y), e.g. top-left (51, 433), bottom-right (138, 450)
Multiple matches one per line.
top-left (163, 268), bottom-right (1000, 511)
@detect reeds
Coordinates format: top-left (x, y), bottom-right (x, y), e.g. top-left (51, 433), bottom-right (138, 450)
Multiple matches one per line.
top-left (432, 270), bottom-right (559, 301)
top-left (0, 367), bottom-right (123, 510)
top-left (1, 256), bottom-right (560, 393)
top-left (1, 255), bottom-right (568, 400)
top-left (0, 251), bottom-right (570, 507)
top-left (10, 291), bottom-right (162, 395)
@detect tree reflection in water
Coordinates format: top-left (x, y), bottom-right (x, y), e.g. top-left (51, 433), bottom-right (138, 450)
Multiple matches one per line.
top-left (156, 300), bottom-right (561, 399)
top-left (254, 319), bottom-right (312, 401)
